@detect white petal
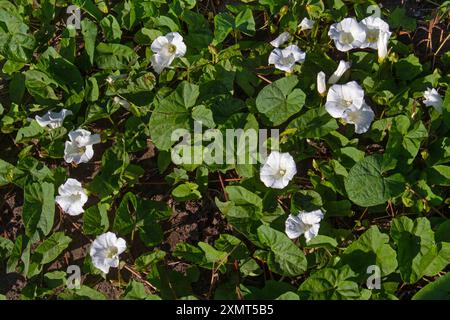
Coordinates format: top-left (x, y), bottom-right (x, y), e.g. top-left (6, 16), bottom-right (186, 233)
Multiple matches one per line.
top-left (377, 31), bottom-right (391, 62)
top-left (270, 32), bottom-right (291, 47)
top-left (304, 224), bottom-right (320, 242)
top-left (328, 60), bottom-right (351, 84)
top-left (115, 238), bottom-right (127, 255)
top-left (151, 53), bottom-right (174, 74)
top-left (299, 210), bottom-right (324, 225)
top-left (342, 102), bottom-right (375, 134)
top-left (317, 71), bottom-right (327, 95)
top-left (285, 214), bottom-right (305, 239)
top-left (151, 36), bottom-right (169, 54)
top-left (423, 88), bottom-right (443, 114)
top-left (299, 17), bottom-right (315, 31)
top-left (268, 48), bottom-right (282, 65)
top-left (35, 114), bottom-right (51, 127)
top-left (284, 45), bottom-right (306, 63)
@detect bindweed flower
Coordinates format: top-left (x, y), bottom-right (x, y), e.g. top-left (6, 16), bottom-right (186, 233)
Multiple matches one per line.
top-left (377, 31), bottom-right (390, 63)
top-left (285, 210), bottom-right (324, 242)
top-left (35, 109), bottom-right (72, 129)
top-left (317, 71), bottom-right (327, 96)
top-left (328, 17), bottom-right (366, 52)
top-left (150, 32), bottom-right (186, 74)
top-left (113, 96), bottom-right (130, 110)
top-left (55, 178), bottom-right (88, 216)
top-left (325, 81), bottom-right (365, 118)
top-left (423, 88), bottom-right (443, 114)
top-left (90, 232), bottom-right (126, 274)
top-left (64, 129), bottom-right (101, 164)
top-left (270, 31), bottom-right (291, 47)
top-left (328, 60), bottom-right (351, 84)
top-left (298, 17), bottom-right (315, 31)
top-left (360, 16), bottom-right (391, 50)
top-left (268, 45), bottom-right (306, 72)
top-left (342, 101), bottom-right (375, 134)
top-left (260, 151), bottom-right (297, 189)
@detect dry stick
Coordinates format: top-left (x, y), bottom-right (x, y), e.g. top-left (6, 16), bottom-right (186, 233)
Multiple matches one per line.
top-left (65, 215), bottom-right (159, 293)
top-left (218, 172), bottom-right (228, 201)
top-left (256, 74), bottom-right (272, 84)
top-left (123, 265), bottom-right (158, 291)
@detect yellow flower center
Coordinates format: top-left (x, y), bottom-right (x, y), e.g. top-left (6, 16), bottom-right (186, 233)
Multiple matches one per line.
top-left (340, 32), bottom-right (354, 44)
top-left (106, 247), bottom-right (118, 259)
top-left (167, 44), bottom-right (177, 54)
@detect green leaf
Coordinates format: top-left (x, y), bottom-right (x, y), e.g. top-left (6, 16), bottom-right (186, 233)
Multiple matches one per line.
top-left (395, 54), bottom-right (422, 81)
top-left (32, 232), bottom-right (71, 264)
top-left (389, 7), bottom-right (417, 32)
top-left (0, 236), bottom-right (14, 261)
top-left (123, 281), bottom-right (149, 300)
top-left (60, 285), bottom-right (107, 300)
top-left (192, 105), bottom-right (215, 128)
top-left (81, 19), bottom-right (98, 64)
top-left (95, 43), bottom-right (138, 70)
top-left (172, 182), bottom-right (202, 201)
top-left (340, 226), bottom-right (397, 278)
top-left (345, 155), bottom-right (405, 207)
top-left (234, 8), bottom-right (255, 36)
top-left (149, 82), bottom-right (199, 150)
top-left (256, 225), bottom-right (307, 277)
top-left (213, 13), bottom-right (234, 44)
top-left (288, 107), bottom-right (338, 138)
top-left (256, 76), bottom-right (306, 126)
top-left (298, 266), bottom-right (361, 300)
top-left (22, 182), bottom-right (55, 237)
top-left (412, 273), bottom-right (450, 300)
top-left (83, 203), bottom-right (110, 235)
top-left (391, 216), bottom-right (450, 283)
top-left (24, 70), bottom-right (58, 100)
top-left (100, 15), bottom-right (122, 42)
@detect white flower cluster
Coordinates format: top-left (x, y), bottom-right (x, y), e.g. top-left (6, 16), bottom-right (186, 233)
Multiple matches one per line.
top-left (268, 25), bottom-right (308, 72)
top-left (329, 16), bottom-right (391, 62)
top-left (259, 151), bottom-right (325, 243)
top-left (35, 106), bottom-right (121, 274)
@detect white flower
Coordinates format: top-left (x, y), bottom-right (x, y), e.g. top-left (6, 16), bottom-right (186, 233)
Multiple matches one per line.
top-left (150, 32), bottom-right (186, 74)
top-left (64, 129), bottom-right (101, 164)
top-left (270, 31), bottom-right (291, 47)
top-left (328, 60), bottom-right (351, 84)
top-left (268, 45), bottom-right (306, 72)
top-left (342, 101), bottom-right (375, 134)
top-left (260, 151), bottom-right (297, 189)
top-left (90, 232), bottom-right (126, 274)
top-left (113, 96), bottom-right (130, 110)
top-left (55, 178), bottom-right (88, 216)
top-left (285, 210), bottom-right (324, 242)
top-left (360, 16), bottom-right (391, 50)
top-left (325, 81), bottom-right (365, 118)
top-left (106, 76), bottom-right (114, 85)
top-left (377, 31), bottom-right (390, 63)
top-left (35, 109), bottom-right (72, 129)
top-left (423, 88), bottom-right (443, 114)
top-left (317, 71), bottom-right (327, 95)
top-left (328, 17), bottom-right (366, 52)
top-left (299, 17), bottom-right (315, 31)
